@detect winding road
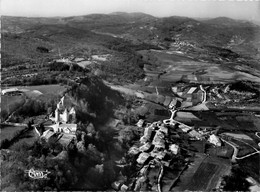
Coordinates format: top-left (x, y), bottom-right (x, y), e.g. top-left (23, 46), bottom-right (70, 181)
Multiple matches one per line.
top-left (199, 85), bottom-right (207, 103)
top-left (221, 138), bottom-right (260, 162)
top-left (255, 132), bottom-right (260, 139)
top-left (221, 138), bottom-right (239, 162)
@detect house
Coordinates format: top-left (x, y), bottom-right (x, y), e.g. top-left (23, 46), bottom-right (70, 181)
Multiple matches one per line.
top-left (41, 129), bottom-right (56, 142)
top-left (111, 181), bottom-right (122, 191)
top-left (171, 86), bottom-right (183, 96)
top-left (58, 124), bottom-right (77, 133)
top-left (136, 152), bottom-right (150, 164)
top-left (152, 131), bottom-right (165, 149)
top-left (188, 130), bottom-right (202, 140)
top-left (136, 119), bottom-right (145, 128)
top-left (169, 98), bottom-right (182, 109)
top-left (151, 150), bottom-right (166, 160)
top-left (140, 165), bottom-right (149, 175)
top-left (140, 127), bottom-right (154, 143)
top-left (169, 98), bottom-right (177, 109)
top-left (178, 124), bottom-right (191, 132)
top-left (128, 146), bottom-right (140, 155)
top-left (158, 125), bottom-right (168, 135)
top-left (169, 144), bottom-right (180, 155)
top-left (120, 184), bottom-right (128, 192)
top-left (139, 143), bottom-right (152, 152)
top-left (208, 134), bottom-right (221, 146)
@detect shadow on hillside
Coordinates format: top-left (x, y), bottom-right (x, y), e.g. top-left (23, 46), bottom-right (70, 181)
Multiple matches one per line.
top-left (69, 76), bottom-right (125, 126)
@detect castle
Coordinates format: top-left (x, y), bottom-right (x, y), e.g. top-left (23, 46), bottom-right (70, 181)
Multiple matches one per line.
top-left (49, 96), bottom-right (77, 134)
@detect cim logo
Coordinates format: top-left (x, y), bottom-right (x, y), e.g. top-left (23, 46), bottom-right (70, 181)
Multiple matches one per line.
top-left (25, 168), bottom-right (50, 179)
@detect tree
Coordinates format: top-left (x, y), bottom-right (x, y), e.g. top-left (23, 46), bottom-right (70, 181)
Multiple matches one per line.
top-left (118, 125), bottom-right (142, 148)
top-left (222, 166), bottom-right (251, 191)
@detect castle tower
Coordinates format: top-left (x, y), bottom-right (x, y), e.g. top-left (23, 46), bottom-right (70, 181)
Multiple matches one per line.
top-left (69, 107), bottom-right (76, 122)
top-left (57, 101), bottom-right (62, 110)
top-left (60, 96), bottom-right (65, 107)
top-left (62, 108), bottom-right (69, 123)
top-left (55, 108), bottom-right (60, 123)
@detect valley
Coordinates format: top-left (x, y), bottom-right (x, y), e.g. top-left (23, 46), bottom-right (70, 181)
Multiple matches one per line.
top-left (1, 12), bottom-right (260, 191)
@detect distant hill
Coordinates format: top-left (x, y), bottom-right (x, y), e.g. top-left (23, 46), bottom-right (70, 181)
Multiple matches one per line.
top-left (1, 12), bottom-right (260, 64)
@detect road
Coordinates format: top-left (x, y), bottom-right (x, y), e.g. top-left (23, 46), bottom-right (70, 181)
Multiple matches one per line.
top-left (221, 138), bottom-right (260, 161)
top-left (163, 109), bottom-right (193, 130)
top-left (157, 163), bottom-right (164, 192)
top-left (199, 85), bottom-right (207, 103)
top-left (235, 151), bottom-right (260, 160)
top-left (221, 138), bottom-right (238, 162)
top-left (255, 132), bottom-right (260, 139)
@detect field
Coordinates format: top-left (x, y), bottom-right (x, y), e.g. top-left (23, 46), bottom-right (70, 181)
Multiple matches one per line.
top-left (13, 84), bottom-right (67, 95)
top-left (173, 154), bottom-right (231, 191)
top-left (0, 125), bottom-right (27, 141)
top-left (1, 95), bottom-right (25, 112)
top-left (138, 49), bottom-right (260, 84)
top-left (222, 133), bottom-right (253, 140)
top-left (10, 129), bottom-right (37, 149)
top-left (187, 162), bottom-right (219, 191)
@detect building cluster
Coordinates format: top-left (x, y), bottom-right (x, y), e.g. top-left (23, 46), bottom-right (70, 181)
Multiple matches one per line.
top-left (126, 121), bottom-right (180, 190)
top-left (35, 95), bottom-right (78, 149)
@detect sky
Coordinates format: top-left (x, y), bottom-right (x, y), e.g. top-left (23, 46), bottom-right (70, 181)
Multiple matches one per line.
top-left (1, 0), bottom-right (260, 22)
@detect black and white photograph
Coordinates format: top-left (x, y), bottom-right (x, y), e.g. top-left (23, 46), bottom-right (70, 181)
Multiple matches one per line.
top-left (1, 0), bottom-right (260, 191)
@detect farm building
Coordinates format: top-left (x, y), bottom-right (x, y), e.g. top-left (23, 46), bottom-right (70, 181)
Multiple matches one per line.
top-left (169, 98), bottom-right (182, 109)
top-left (181, 87), bottom-right (204, 104)
top-left (188, 130), bottom-right (202, 140)
top-left (169, 144), bottom-right (180, 155)
top-left (208, 134), bottom-right (221, 146)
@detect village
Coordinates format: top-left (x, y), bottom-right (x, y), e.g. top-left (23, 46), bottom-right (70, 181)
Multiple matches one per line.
top-left (106, 83), bottom-right (260, 191)
top-left (2, 79), bottom-right (260, 191)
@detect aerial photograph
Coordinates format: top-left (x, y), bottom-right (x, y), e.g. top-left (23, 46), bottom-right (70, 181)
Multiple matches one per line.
top-left (1, 0), bottom-right (260, 191)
